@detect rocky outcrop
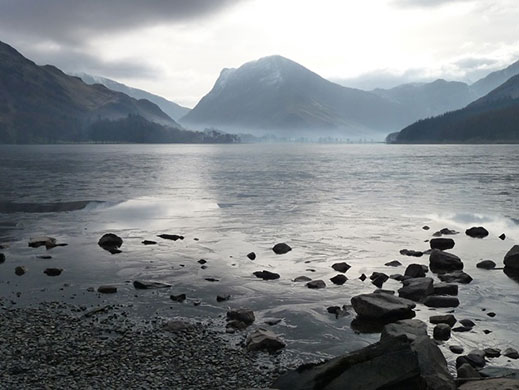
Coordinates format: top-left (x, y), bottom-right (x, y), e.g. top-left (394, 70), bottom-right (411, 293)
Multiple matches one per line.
top-left (273, 334), bottom-right (455, 390)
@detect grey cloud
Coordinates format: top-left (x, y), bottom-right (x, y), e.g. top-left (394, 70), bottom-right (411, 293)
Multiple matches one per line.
top-left (0, 0), bottom-right (244, 44)
top-left (332, 69), bottom-right (436, 91)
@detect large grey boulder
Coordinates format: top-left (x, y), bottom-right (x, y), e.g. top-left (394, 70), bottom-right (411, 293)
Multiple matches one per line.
top-left (273, 335), bottom-right (455, 390)
top-left (351, 293), bottom-right (416, 321)
top-left (504, 245), bottom-right (519, 270)
top-left (429, 249), bottom-right (463, 273)
top-left (380, 319), bottom-right (427, 342)
top-left (398, 277), bottom-right (434, 302)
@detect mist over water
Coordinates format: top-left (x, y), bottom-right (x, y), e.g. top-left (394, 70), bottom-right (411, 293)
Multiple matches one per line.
top-left (1, 143), bottom-right (519, 367)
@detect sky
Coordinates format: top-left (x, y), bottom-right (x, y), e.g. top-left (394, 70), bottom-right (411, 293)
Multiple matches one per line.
top-left (1, 0), bottom-right (518, 107)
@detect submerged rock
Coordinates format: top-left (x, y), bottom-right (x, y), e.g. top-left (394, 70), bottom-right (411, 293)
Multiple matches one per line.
top-left (227, 309), bottom-right (255, 326)
top-left (253, 270), bottom-right (280, 280)
top-left (293, 276), bottom-right (312, 282)
top-left (438, 270), bottom-right (473, 284)
top-left (0, 253), bottom-right (5, 264)
top-left (499, 233), bottom-right (506, 240)
top-left (466, 226), bottom-right (489, 238)
top-left (306, 280), bottom-right (326, 289)
top-left (246, 329), bottom-right (285, 353)
top-left (216, 294), bottom-right (231, 302)
top-left (351, 293), bottom-right (416, 321)
top-left (331, 262), bottom-right (351, 273)
top-left (477, 260), bottom-right (496, 270)
top-left (429, 249), bottom-right (463, 273)
top-left (157, 234), bottom-right (184, 241)
top-left (433, 282), bottom-right (458, 296)
top-left (400, 249), bottom-right (423, 257)
top-left (273, 334), bottom-right (455, 390)
top-left (247, 252), bottom-right (256, 260)
top-left (28, 236), bottom-right (57, 249)
top-left (97, 285), bottom-right (117, 294)
top-left (43, 268), bottom-right (63, 276)
top-left (133, 280), bottom-right (171, 289)
top-left (15, 266), bottom-right (26, 276)
top-left (272, 243), bottom-right (291, 255)
top-left (370, 272), bottom-right (389, 288)
top-left (170, 294), bottom-right (186, 302)
top-left (430, 238), bottom-right (455, 250)
top-left (404, 263), bottom-right (427, 278)
top-left (385, 260), bottom-right (402, 267)
top-left (430, 314), bottom-right (457, 327)
top-left (424, 296), bottom-right (460, 308)
top-left (142, 240), bottom-right (157, 245)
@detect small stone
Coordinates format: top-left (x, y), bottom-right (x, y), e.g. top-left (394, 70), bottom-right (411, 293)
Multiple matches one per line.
top-left (133, 280), bottom-right (171, 289)
top-left (330, 274), bottom-right (347, 285)
top-left (452, 326), bottom-right (472, 333)
top-left (359, 273), bottom-right (367, 281)
top-left (227, 309), bottom-right (255, 325)
top-left (459, 319), bottom-right (475, 328)
top-left (430, 238), bottom-right (455, 250)
top-left (272, 243), bottom-right (291, 255)
top-left (97, 285), bottom-right (117, 294)
top-left (198, 259), bottom-right (207, 264)
top-left (399, 249), bottom-right (423, 257)
top-left (246, 329), bottom-right (285, 353)
top-left (142, 240), bottom-right (157, 245)
top-left (170, 294), bottom-right (186, 302)
top-left (216, 295), bottom-right (231, 302)
top-left (157, 234), bottom-right (184, 241)
top-left (484, 348), bottom-right (501, 358)
top-left (465, 226), bottom-right (489, 238)
top-left (450, 345), bottom-right (464, 354)
top-left (385, 260), bottom-right (402, 267)
top-left (204, 278), bottom-right (219, 282)
top-left (28, 236), bottom-right (57, 249)
top-left (499, 233), bottom-right (506, 240)
top-left (15, 266), bottom-right (26, 276)
top-left (253, 270), bottom-right (280, 280)
top-left (293, 276), bottom-right (312, 282)
top-left (487, 312), bottom-right (496, 318)
top-left (422, 226), bottom-right (430, 230)
top-left (247, 252), bottom-right (256, 260)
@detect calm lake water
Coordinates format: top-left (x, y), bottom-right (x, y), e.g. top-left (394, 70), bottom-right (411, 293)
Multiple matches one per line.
top-left (1, 144), bottom-right (519, 367)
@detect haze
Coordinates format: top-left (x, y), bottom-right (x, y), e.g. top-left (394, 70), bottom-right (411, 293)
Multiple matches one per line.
top-left (1, 0), bottom-right (518, 107)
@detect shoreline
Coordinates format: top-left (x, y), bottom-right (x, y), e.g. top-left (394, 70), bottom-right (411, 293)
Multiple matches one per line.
top-left (0, 300), bottom-right (287, 389)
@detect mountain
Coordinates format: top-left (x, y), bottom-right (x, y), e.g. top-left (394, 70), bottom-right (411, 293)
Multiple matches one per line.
top-left (0, 40), bottom-right (190, 143)
top-left (471, 59), bottom-right (519, 97)
top-left (388, 74), bottom-right (519, 143)
top-left (181, 55), bottom-right (416, 139)
top-left (372, 79), bottom-right (476, 119)
top-left (74, 73), bottom-right (190, 121)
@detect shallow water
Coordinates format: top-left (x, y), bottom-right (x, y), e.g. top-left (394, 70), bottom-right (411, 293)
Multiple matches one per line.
top-left (1, 144), bottom-right (519, 367)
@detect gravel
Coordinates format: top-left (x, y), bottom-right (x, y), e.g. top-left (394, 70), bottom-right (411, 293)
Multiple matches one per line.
top-left (0, 301), bottom-right (285, 389)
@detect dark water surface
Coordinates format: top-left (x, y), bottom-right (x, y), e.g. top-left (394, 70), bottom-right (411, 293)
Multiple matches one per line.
top-left (1, 144), bottom-right (519, 367)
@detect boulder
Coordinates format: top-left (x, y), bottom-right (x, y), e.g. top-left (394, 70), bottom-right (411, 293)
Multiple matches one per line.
top-left (306, 280), bottom-right (326, 289)
top-left (438, 270), bottom-right (473, 284)
top-left (142, 240), bottom-right (157, 245)
top-left (459, 379), bottom-right (519, 390)
top-left (423, 296), bottom-right (460, 308)
top-left (216, 295), bottom-right (231, 302)
top-left (430, 314), bottom-right (457, 327)
top-left (429, 249), bottom-right (463, 273)
top-left (380, 319), bottom-right (427, 342)
top-left (157, 234), bottom-right (184, 241)
top-left (28, 236), bottom-right (57, 249)
top-left (398, 277), bottom-right (434, 302)
top-left (227, 309), bottom-right (255, 325)
top-left (293, 276), bottom-right (312, 282)
top-left (459, 319), bottom-right (475, 328)
top-left (359, 273), bottom-right (367, 281)
top-left (433, 282), bottom-right (458, 296)
top-left (98, 233), bottom-right (123, 253)
top-left (450, 345), bottom-right (464, 354)
top-left (477, 260), bottom-right (496, 270)
top-left (253, 270), bottom-right (280, 280)
top-left (163, 320), bottom-right (193, 332)
top-left (331, 262), bottom-right (351, 273)
top-left (15, 266), bottom-right (26, 276)
top-left (272, 243), bottom-right (291, 255)
top-left (433, 324), bottom-right (451, 341)
top-left (351, 293), bottom-right (416, 321)
top-left (330, 274), bottom-right (347, 285)
top-left (484, 348), bottom-right (501, 358)
top-left (504, 245), bottom-right (519, 270)
top-left (273, 335), bottom-right (455, 390)
top-left (246, 329), bottom-right (285, 353)
top-left (247, 252), bottom-right (256, 260)
top-left (466, 226), bottom-right (489, 238)
top-left (0, 253), bottom-right (4, 264)
top-left (457, 363), bottom-right (481, 381)
top-left (456, 352), bottom-right (486, 369)
top-left (373, 289), bottom-right (395, 295)
top-left (430, 238), bottom-right (455, 250)
top-left (43, 268), bottom-right (62, 276)
top-left (439, 228), bottom-right (458, 235)
top-left (133, 280), bottom-right (171, 289)
top-left (385, 260), bottom-right (402, 267)
top-left (499, 233), bottom-right (506, 240)
top-left (404, 263), bottom-right (427, 278)
top-left (97, 285), bottom-right (117, 294)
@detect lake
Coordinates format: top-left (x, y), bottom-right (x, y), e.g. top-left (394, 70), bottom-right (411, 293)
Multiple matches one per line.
top-left (1, 143), bottom-right (519, 367)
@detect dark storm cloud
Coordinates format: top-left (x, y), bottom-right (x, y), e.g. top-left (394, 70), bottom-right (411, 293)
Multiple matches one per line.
top-left (0, 0), bottom-right (243, 44)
